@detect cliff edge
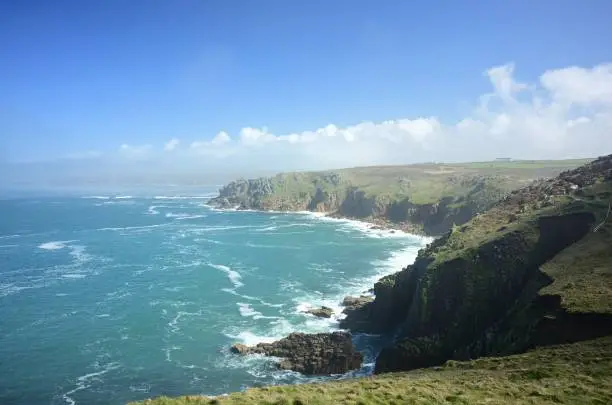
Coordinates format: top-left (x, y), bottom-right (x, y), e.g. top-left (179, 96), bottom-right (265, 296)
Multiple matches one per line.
top-left (208, 160), bottom-right (588, 235)
top-left (341, 154), bottom-right (612, 373)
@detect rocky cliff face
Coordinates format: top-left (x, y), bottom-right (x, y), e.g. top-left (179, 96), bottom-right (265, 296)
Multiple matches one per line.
top-left (341, 154), bottom-right (612, 373)
top-left (230, 332), bottom-right (363, 375)
top-left (209, 171), bottom-right (516, 236)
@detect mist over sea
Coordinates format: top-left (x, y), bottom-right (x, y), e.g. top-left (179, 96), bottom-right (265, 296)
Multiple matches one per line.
top-left (0, 190), bottom-right (428, 405)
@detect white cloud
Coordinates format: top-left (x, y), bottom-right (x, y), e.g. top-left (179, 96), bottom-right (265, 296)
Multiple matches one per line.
top-left (77, 62), bottom-right (612, 175)
top-left (164, 138), bottom-right (180, 151)
top-left (211, 131), bottom-right (231, 145)
top-left (540, 64), bottom-right (612, 105)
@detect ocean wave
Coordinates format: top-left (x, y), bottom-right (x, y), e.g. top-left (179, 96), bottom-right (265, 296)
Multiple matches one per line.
top-left (114, 195), bottom-right (133, 199)
top-left (208, 263), bottom-right (243, 288)
top-left (254, 223), bottom-right (315, 232)
top-left (95, 224), bottom-right (166, 232)
top-left (237, 303), bottom-right (279, 320)
top-left (61, 273), bottom-right (87, 279)
top-left (165, 212), bottom-right (208, 220)
top-left (244, 242), bottom-right (301, 250)
top-left (95, 201), bottom-right (136, 206)
top-left (168, 310), bottom-right (204, 334)
top-left (154, 195), bottom-right (212, 200)
top-left (38, 240), bottom-right (77, 250)
top-left (147, 205), bottom-right (160, 215)
top-left (221, 288), bottom-right (284, 308)
top-left (62, 362), bottom-right (121, 405)
top-left (81, 196), bottom-right (110, 200)
top-left (224, 330), bottom-right (279, 345)
top-left (0, 244), bottom-right (18, 249)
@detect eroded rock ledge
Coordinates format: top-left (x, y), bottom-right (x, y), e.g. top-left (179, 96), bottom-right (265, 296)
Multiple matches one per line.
top-left (230, 332), bottom-right (363, 375)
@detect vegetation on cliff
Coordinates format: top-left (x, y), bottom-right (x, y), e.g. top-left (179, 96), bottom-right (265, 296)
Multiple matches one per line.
top-left (342, 154), bottom-right (612, 374)
top-left (135, 156), bottom-right (612, 405)
top-left (209, 159), bottom-right (589, 235)
top-left (132, 336), bottom-right (612, 404)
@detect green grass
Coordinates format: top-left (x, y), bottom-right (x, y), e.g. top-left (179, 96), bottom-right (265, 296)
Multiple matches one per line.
top-left (131, 336), bottom-right (612, 405)
top-left (262, 159), bottom-right (588, 206)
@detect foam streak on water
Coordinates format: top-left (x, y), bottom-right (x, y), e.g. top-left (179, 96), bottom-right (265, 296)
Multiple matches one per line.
top-left (0, 194), bottom-right (429, 405)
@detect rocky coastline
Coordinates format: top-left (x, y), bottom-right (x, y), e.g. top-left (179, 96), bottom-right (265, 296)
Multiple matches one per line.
top-left (226, 156), bottom-right (612, 378)
top-left (230, 332), bottom-right (363, 375)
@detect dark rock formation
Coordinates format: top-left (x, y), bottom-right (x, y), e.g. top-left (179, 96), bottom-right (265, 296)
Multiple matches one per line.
top-left (340, 155), bottom-right (612, 374)
top-left (304, 306), bottom-right (334, 318)
top-left (230, 332), bottom-right (363, 375)
top-left (342, 295), bottom-right (373, 309)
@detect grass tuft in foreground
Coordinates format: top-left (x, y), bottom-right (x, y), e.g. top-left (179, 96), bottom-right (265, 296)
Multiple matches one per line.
top-left (131, 336), bottom-right (612, 405)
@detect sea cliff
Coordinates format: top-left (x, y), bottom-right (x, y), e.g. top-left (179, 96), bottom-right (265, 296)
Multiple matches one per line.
top-left (134, 157), bottom-right (612, 405)
top-left (342, 154), bottom-right (612, 373)
top-left (208, 160), bottom-right (587, 235)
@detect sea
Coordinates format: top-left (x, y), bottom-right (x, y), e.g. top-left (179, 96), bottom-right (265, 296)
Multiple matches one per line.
top-left (0, 189), bottom-right (429, 405)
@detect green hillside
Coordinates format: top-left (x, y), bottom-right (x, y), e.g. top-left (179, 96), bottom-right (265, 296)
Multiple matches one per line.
top-left (209, 159), bottom-right (589, 235)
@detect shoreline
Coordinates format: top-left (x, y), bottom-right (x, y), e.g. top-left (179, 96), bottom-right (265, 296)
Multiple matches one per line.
top-left (205, 201), bottom-right (434, 238)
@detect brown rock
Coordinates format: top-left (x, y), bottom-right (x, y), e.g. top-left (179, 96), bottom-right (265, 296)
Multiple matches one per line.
top-left (342, 295), bottom-right (374, 310)
top-left (230, 331), bottom-right (363, 375)
top-left (305, 306), bottom-right (334, 318)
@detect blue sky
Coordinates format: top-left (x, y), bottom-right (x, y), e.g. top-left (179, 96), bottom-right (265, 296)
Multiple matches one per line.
top-left (1, 0), bottom-right (612, 188)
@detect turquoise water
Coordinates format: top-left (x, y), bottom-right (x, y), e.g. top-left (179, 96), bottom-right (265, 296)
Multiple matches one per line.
top-left (0, 193), bottom-right (427, 405)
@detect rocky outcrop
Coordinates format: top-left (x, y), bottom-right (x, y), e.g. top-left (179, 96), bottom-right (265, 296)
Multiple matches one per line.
top-left (341, 155), bottom-right (612, 374)
top-left (230, 332), bottom-right (363, 375)
top-left (304, 306), bottom-right (334, 318)
top-left (207, 167), bottom-right (559, 236)
top-left (339, 296), bottom-right (375, 331)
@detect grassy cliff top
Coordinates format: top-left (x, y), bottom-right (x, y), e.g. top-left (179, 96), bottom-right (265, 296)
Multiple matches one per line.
top-left (335, 159), bottom-right (592, 202)
top-left (132, 336), bottom-right (612, 405)
top-left (224, 159), bottom-right (591, 205)
top-left (419, 154), bottom-right (612, 314)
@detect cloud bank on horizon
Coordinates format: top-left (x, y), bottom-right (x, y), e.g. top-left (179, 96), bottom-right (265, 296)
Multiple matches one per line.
top-left (5, 62), bottom-right (612, 188)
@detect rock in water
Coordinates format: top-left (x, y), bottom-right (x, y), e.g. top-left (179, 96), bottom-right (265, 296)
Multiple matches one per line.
top-left (230, 332), bottom-right (363, 375)
top-left (341, 295), bottom-right (374, 310)
top-left (304, 306), bottom-right (334, 318)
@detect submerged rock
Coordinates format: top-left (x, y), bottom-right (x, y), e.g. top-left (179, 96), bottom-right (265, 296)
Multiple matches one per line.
top-left (304, 306), bottom-right (334, 318)
top-left (230, 332), bottom-right (363, 375)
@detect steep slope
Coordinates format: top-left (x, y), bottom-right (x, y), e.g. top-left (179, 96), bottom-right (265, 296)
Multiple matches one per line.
top-left (209, 160), bottom-right (589, 235)
top-left (341, 154), bottom-right (612, 373)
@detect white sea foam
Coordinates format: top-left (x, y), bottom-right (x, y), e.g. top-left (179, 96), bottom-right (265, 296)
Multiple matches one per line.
top-left (237, 303), bottom-right (260, 318)
top-left (221, 288), bottom-right (285, 308)
top-left (38, 240), bottom-right (76, 250)
top-left (255, 223), bottom-right (314, 232)
top-left (0, 244), bottom-right (18, 249)
top-left (114, 195), bottom-right (133, 199)
top-left (208, 263), bottom-right (243, 288)
top-left (245, 242), bottom-right (301, 250)
top-left (147, 205), bottom-right (160, 215)
top-left (81, 196), bottom-right (110, 200)
top-left (226, 233), bottom-right (430, 349)
top-left (62, 362), bottom-right (121, 405)
top-left (97, 199), bottom-right (136, 206)
top-left (165, 212), bottom-right (208, 220)
top-left (237, 303), bottom-right (279, 320)
top-left (62, 274), bottom-right (87, 279)
top-left (154, 195), bottom-right (211, 200)
top-left (96, 224), bottom-right (166, 232)
top-left (225, 330), bottom-right (279, 345)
